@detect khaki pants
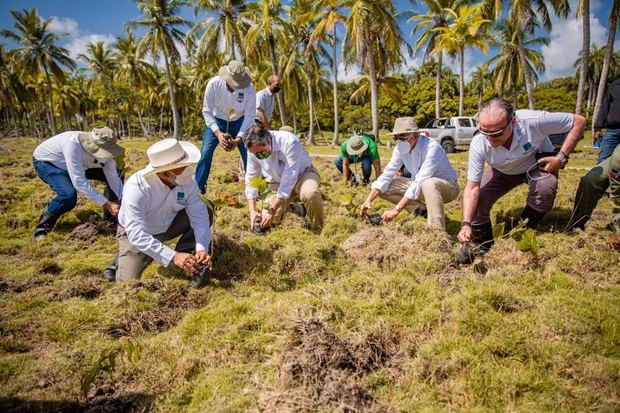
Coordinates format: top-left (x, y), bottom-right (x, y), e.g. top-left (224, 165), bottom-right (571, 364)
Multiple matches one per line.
top-left (379, 177), bottom-right (460, 229)
top-left (264, 167), bottom-right (324, 232)
top-left (116, 210), bottom-right (195, 281)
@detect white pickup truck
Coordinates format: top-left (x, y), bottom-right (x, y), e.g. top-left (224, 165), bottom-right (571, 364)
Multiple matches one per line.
top-left (419, 116), bottom-right (478, 153)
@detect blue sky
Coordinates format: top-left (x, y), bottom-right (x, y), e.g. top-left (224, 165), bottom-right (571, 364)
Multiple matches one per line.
top-left (0, 0), bottom-right (617, 82)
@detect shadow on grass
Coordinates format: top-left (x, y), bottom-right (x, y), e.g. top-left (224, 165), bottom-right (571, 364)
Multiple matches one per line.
top-left (0, 393), bottom-right (153, 413)
top-left (495, 206), bottom-right (575, 233)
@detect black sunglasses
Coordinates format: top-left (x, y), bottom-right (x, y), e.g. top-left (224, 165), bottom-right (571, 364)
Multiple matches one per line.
top-left (480, 117), bottom-right (513, 138)
top-left (393, 132), bottom-right (419, 141)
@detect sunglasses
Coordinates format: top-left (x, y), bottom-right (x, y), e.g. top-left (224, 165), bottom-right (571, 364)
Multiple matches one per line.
top-left (480, 117), bottom-right (512, 138)
top-left (393, 132), bottom-right (418, 141)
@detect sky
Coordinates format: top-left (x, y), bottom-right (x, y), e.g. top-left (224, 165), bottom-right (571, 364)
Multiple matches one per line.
top-left (0, 0), bottom-right (618, 83)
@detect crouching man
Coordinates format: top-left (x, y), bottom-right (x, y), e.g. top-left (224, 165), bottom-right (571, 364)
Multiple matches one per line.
top-left (103, 139), bottom-right (212, 288)
top-left (32, 126), bottom-right (124, 240)
top-left (244, 123), bottom-right (324, 233)
top-left (360, 117), bottom-right (459, 230)
top-left (457, 98), bottom-right (585, 254)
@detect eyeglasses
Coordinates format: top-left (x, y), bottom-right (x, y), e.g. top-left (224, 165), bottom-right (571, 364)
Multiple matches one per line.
top-left (393, 132), bottom-right (418, 141)
top-left (480, 117), bottom-right (512, 138)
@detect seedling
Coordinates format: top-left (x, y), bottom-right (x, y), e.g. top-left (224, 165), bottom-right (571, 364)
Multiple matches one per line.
top-left (223, 106), bottom-right (237, 149)
top-left (249, 176), bottom-right (273, 233)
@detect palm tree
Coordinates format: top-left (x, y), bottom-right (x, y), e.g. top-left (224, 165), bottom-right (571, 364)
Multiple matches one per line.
top-left (344, 0), bottom-right (408, 143)
top-left (433, 4), bottom-right (491, 116)
top-left (127, 0), bottom-right (191, 140)
top-left (592, 0), bottom-right (620, 133)
top-left (486, 17), bottom-right (547, 105)
top-left (307, 0), bottom-right (347, 145)
top-left (468, 63), bottom-right (492, 109)
top-left (189, 0), bottom-right (247, 62)
top-left (243, 0), bottom-right (289, 125)
top-left (481, 0), bottom-right (569, 110)
top-left (407, 0), bottom-right (460, 119)
top-left (78, 41), bottom-right (117, 81)
top-left (575, 0), bottom-right (589, 114)
top-left (1, 8), bottom-right (76, 135)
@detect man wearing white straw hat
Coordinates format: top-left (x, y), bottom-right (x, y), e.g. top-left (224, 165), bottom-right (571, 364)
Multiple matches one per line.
top-left (32, 126), bottom-right (125, 241)
top-left (360, 117), bottom-right (459, 230)
top-left (103, 139), bottom-right (212, 288)
top-left (196, 60), bottom-right (256, 193)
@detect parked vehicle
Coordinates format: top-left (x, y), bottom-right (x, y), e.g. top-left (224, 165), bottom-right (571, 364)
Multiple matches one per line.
top-left (419, 116), bottom-right (478, 153)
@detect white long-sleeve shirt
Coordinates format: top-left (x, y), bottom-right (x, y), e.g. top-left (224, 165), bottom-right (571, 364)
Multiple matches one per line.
top-left (118, 169), bottom-right (211, 266)
top-left (255, 87), bottom-right (275, 121)
top-left (372, 136), bottom-right (457, 200)
top-left (33, 131), bottom-right (123, 205)
top-left (467, 109), bottom-right (574, 182)
top-left (245, 131), bottom-right (313, 200)
top-left (202, 76), bottom-right (256, 137)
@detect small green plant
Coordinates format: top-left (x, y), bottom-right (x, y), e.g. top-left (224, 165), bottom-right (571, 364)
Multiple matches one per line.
top-left (80, 338), bottom-right (142, 398)
top-left (249, 177), bottom-right (273, 213)
top-left (339, 192), bottom-right (359, 217)
top-left (492, 221), bottom-right (539, 254)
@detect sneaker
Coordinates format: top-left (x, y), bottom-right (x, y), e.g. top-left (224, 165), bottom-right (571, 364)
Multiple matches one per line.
top-left (414, 207), bottom-right (428, 219)
top-left (287, 202), bottom-right (307, 218)
top-left (102, 266), bottom-right (116, 282)
top-left (191, 266), bottom-right (210, 289)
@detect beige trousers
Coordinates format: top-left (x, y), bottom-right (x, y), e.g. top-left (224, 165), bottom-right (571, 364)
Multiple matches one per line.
top-left (264, 167), bottom-right (324, 233)
top-left (379, 176), bottom-right (460, 229)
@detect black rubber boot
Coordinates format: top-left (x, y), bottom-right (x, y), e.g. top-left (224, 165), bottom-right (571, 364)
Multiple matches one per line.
top-left (33, 210), bottom-right (59, 241)
top-left (520, 205), bottom-right (546, 229)
top-left (102, 253), bottom-right (119, 282)
top-left (472, 222), bottom-right (494, 253)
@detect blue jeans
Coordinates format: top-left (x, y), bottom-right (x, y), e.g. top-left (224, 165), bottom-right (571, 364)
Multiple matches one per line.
top-left (33, 158), bottom-right (117, 217)
top-left (598, 128), bottom-right (620, 163)
top-left (195, 116), bottom-right (247, 193)
top-left (335, 155), bottom-right (372, 180)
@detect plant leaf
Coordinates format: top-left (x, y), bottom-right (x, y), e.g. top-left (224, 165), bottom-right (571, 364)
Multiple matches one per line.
top-left (492, 223), bottom-right (505, 239)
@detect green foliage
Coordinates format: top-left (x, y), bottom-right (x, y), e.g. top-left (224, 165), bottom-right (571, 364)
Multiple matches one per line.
top-left (493, 221), bottom-right (539, 254)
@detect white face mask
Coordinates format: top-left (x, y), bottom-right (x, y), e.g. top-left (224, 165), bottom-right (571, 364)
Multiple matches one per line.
top-left (396, 139), bottom-right (411, 153)
top-left (171, 167), bottom-right (194, 185)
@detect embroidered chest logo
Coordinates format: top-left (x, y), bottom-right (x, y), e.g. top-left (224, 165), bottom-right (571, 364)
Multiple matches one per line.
top-left (236, 91), bottom-right (244, 103)
top-left (522, 142), bottom-right (532, 152)
top-left (177, 192), bottom-right (185, 203)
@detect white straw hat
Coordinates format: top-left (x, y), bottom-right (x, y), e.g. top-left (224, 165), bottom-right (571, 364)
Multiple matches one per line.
top-left (346, 133), bottom-right (369, 156)
top-left (387, 117), bottom-right (419, 135)
top-left (144, 138), bottom-right (200, 175)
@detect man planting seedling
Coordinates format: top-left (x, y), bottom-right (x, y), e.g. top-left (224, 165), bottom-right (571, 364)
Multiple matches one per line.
top-left (335, 131), bottom-right (382, 186)
top-left (244, 122), bottom-right (324, 233)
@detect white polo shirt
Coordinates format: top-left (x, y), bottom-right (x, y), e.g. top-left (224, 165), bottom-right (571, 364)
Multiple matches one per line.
top-left (119, 168), bottom-right (211, 266)
top-left (255, 87), bottom-right (275, 121)
top-left (33, 131), bottom-right (123, 205)
top-left (202, 76), bottom-right (256, 137)
top-left (245, 131), bottom-right (313, 200)
top-left (467, 109), bottom-right (574, 182)
top-left (372, 136), bottom-right (457, 200)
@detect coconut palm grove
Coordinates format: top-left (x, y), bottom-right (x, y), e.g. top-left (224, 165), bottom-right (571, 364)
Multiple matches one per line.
top-left (0, 0), bottom-right (618, 412)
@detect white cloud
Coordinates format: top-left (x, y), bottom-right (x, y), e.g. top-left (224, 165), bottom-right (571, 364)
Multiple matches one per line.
top-left (48, 16), bottom-right (79, 37)
top-left (48, 16), bottom-right (116, 61)
top-left (541, 14), bottom-right (608, 81)
top-left (336, 62), bottom-right (361, 83)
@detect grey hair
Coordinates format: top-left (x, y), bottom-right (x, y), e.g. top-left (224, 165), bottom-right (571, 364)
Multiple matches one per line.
top-left (479, 98), bottom-right (514, 121)
top-left (267, 75), bottom-right (279, 85)
top-left (244, 123), bottom-right (271, 149)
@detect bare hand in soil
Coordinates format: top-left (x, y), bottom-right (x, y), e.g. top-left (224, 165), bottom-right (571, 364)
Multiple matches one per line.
top-left (215, 130), bottom-right (233, 150)
top-left (104, 201), bottom-right (120, 217)
top-left (260, 210), bottom-right (273, 229)
top-left (194, 251), bottom-right (211, 268)
top-left (381, 208), bottom-right (399, 223)
top-left (173, 252), bottom-right (200, 275)
top-left (457, 226), bottom-right (472, 243)
top-left (250, 210), bottom-right (261, 228)
top-left (360, 200), bottom-right (371, 217)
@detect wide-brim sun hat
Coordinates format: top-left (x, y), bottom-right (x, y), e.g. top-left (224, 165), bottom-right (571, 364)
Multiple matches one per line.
top-left (387, 117), bottom-right (419, 135)
top-left (218, 60), bottom-right (252, 89)
top-left (78, 126), bottom-right (124, 159)
top-left (346, 133), bottom-right (369, 156)
top-left (144, 138), bottom-right (201, 175)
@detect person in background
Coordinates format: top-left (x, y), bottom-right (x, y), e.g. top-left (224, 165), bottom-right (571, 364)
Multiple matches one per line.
top-left (255, 75), bottom-right (281, 130)
top-left (593, 79), bottom-right (620, 162)
top-left (335, 132), bottom-right (381, 185)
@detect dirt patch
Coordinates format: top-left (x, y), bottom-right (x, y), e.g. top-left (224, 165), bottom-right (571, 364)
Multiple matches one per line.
top-left (49, 277), bottom-right (103, 301)
top-left (0, 276), bottom-right (51, 293)
top-left (106, 279), bottom-right (209, 337)
top-left (269, 318), bottom-right (399, 412)
top-left (69, 221), bottom-right (116, 241)
top-left (341, 227), bottom-right (418, 272)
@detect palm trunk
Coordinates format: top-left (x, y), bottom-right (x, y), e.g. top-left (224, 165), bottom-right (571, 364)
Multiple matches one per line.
top-left (435, 52), bottom-right (442, 118)
top-left (592, 0), bottom-right (618, 133)
top-left (586, 81), bottom-right (594, 108)
top-left (368, 42), bottom-right (380, 144)
top-left (292, 101), bottom-right (298, 133)
top-left (518, 40), bottom-right (536, 110)
top-left (331, 25), bottom-right (339, 146)
top-left (137, 108), bottom-right (150, 137)
top-left (43, 67), bottom-right (57, 135)
top-left (459, 47), bottom-right (465, 116)
top-left (306, 76), bottom-right (315, 145)
top-left (269, 35), bottom-right (287, 126)
top-left (162, 45), bottom-right (180, 139)
top-left (576, 0), bottom-right (590, 114)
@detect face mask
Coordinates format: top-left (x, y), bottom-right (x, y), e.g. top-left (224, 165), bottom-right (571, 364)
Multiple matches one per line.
top-left (271, 86), bottom-right (281, 94)
top-left (171, 167), bottom-right (194, 185)
top-left (396, 139), bottom-right (411, 153)
top-left (255, 151), bottom-right (271, 160)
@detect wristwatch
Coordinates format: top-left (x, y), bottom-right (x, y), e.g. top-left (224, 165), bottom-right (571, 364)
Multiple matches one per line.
top-left (556, 151), bottom-right (569, 169)
top-left (395, 204), bottom-right (402, 213)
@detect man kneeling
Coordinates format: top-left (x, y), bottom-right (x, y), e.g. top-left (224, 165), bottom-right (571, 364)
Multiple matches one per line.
top-left (360, 117), bottom-right (459, 230)
top-left (104, 139), bottom-right (212, 288)
top-left (244, 123), bottom-right (324, 233)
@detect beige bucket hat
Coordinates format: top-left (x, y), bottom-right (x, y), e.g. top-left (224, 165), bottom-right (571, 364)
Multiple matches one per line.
top-left (78, 126), bottom-right (124, 159)
top-left (346, 133), bottom-right (369, 156)
top-left (144, 138), bottom-right (201, 175)
top-left (387, 117), bottom-right (419, 135)
top-left (279, 125), bottom-right (294, 133)
top-left (218, 60), bottom-right (252, 89)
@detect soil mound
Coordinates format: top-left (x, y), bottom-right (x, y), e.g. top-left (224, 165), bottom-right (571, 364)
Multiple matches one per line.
top-left (69, 221), bottom-right (116, 241)
top-left (341, 227), bottom-right (415, 272)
